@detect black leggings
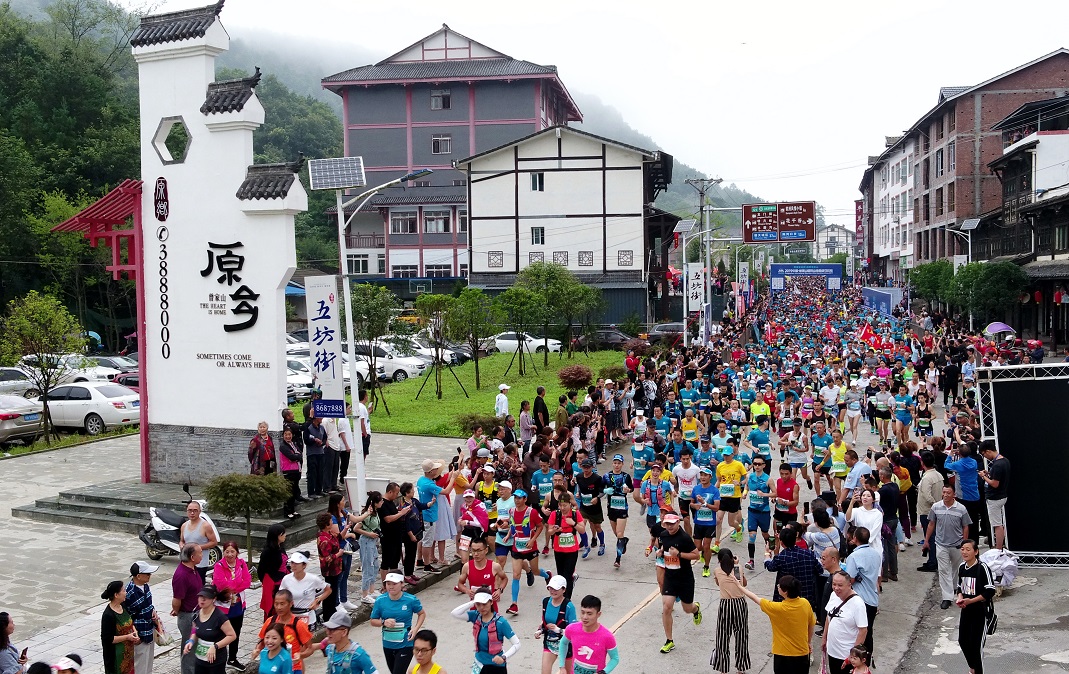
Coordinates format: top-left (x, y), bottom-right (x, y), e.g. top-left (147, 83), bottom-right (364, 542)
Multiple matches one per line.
top-left (226, 614), bottom-right (243, 663)
top-left (384, 647), bottom-right (413, 674)
top-left (904, 486), bottom-right (918, 532)
top-left (283, 470), bottom-right (301, 515)
top-left (402, 537), bottom-right (418, 577)
top-left (959, 606), bottom-right (988, 673)
top-left (553, 550), bottom-right (579, 600)
top-left (827, 656), bottom-right (854, 673)
top-left (381, 536), bottom-right (402, 572)
top-left (322, 574), bottom-right (339, 622)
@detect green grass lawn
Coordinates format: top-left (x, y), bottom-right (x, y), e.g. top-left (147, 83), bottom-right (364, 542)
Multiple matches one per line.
top-left (291, 350), bottom-right (625, 438)
top-left (0, 427), bottom-right (137, 458)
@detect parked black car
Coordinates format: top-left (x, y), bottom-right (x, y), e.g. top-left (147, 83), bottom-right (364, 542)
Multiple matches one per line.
top-left (645, 322), bottom-right (685, 345)
top-left (572, 329), bottom-right (646, 351)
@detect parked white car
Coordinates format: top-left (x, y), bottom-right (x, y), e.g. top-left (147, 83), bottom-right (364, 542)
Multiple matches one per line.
top-left (286, 352), bottom-right (382, 386)
top-left (351, 343), bottom-right (427, 382)
top-left (0, 367), bottom-right (40, 398)
top-left (395, 336), bottom-right (459, 365)
top-left (286, 369), bottom-right (314, 399)
top-left (19, 354), bottom-right (120, 385)
top-left (492, 332), bottom-right (562, 353)
top-left (42, 382), bottom-right (140, 435)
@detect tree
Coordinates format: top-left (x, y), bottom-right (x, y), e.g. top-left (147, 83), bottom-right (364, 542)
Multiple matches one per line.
top-left (202, 473), bottom-right (291, 565)
top-left (348, 283), bottom-right (399, 409)
top-left (0, 290), bottom-right (86, 443)
top-left (495, 286), bottom-right (544, 378)
top-left (826, 252), bottom-right (849, 276)
top-left (909, 259), bottom-right (953, 308)
top-left (947, 262), bottom-right (985, 322)
top-left (447, 287), bottom-right (501, 390)
top-left (414, 293), bottom-right (457, 400)
top-left (516, 261), bottom-right (581, 366)
top-left (975, 262), bottom-right (1029, 322)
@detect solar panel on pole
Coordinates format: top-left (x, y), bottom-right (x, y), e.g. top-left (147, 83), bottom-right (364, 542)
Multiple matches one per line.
top-left (308, 157), bottom-right (366, 191)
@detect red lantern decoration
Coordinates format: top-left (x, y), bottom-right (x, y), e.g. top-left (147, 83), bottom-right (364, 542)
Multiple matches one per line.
top-left (1035, 290), bottom-right (1043, 303)
top-left (1056, 291), bottom-right (1063, 303)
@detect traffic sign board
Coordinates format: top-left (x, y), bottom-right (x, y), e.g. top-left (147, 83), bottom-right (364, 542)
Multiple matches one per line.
top-left (743, 204), bottom-right (779, 242)
top-left (742, 201), bottom-right (817, 243)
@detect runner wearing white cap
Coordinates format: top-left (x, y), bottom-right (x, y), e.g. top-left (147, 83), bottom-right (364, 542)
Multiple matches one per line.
top-left (369, 573), bottom-right (426, 674)
top-left (536, 574), bottom-right (576, 674)
top-left (450, 591), bottom-right (521, 674)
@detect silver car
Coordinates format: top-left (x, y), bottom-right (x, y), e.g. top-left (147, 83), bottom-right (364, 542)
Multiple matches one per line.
top-left (0, 394), bottom-right (44, 444)
top-left (0, 367), bottom-right (39, 398)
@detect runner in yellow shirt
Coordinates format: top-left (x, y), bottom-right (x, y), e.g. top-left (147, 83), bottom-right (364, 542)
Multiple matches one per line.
top-left (828, 428), bottom-right (852, 494)
top-left (714, 447), bottom-right (748, 550)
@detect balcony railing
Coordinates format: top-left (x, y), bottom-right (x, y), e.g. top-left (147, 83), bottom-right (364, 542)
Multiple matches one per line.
top-left (346, 234), bottom-right (384, 249)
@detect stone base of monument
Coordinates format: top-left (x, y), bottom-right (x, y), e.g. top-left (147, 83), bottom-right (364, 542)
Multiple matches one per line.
top-left (12, 478), bottom-right (324, 551)
top-left (148, 424), bottom-right (266, 485)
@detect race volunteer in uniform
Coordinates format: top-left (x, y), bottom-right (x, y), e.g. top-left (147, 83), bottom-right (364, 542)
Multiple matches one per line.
top-left (715, 447), bottom-right (748, 549)
top-left (691, 467), bottom-right (720, 577)
top-left (744, 457), bottom-right (775, 569)
top-left (602, 454), bottom-right (634, 568)
top-left (652, 513), bottom-right (703, 654)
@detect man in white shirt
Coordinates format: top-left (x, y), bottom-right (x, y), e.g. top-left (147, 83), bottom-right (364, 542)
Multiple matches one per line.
top-left (338, 403), bottom-right (354, 481)
top-left (354, 389), bottom-right (372, 458)
top-left (495, 383), bottom-right (510, 417)
top-left (321, 417), bottom-right (341, 492)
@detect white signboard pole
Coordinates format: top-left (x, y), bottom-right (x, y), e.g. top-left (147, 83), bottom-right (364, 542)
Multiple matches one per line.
top-left (685, 264), bottom-right (705, 347)
top-left (305, 276), bottom-right (346, 417)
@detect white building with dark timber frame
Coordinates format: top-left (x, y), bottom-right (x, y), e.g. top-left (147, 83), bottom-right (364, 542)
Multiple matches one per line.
top-left (454, 125), bottom-right (674, 323)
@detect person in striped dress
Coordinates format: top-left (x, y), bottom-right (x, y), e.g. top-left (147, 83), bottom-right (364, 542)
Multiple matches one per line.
top-left (710, 548), bottom-right (751, 674)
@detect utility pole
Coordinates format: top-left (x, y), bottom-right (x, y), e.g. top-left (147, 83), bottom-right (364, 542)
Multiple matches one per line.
top-left (685, 177), bottom-right (723, 342)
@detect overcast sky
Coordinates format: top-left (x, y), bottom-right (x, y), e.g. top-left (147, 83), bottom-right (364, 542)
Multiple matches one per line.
top-left (146, 0), bottom-right (1068, 226)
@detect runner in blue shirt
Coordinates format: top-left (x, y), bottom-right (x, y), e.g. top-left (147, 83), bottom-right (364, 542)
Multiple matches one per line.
top-left (369, 575), bottom-right (426, 673)
top-left (652, 406), bottom-right (673, 437)
top-left (892, 383), bottom-right (915, 447)
top-left (744, 416), bottom-right (778, 466)
top-left (630, 442), bottom-right (655, 482)
top-left (743, 456), bottom-right (775, 570)
top-left (531, 457), bottom-right (558, 508)
top-left (691, 467), bottom-right (720, 577)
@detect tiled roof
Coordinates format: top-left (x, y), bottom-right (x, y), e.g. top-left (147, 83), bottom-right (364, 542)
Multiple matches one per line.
top-left (470, 271), bottom-right (644, 290)
top-left (235, 155), bottom-right (304, 201)
top-left (201, 68), bottom-right (261, 115)
top-left (938, 86), bottom-right (970, 102)
top-left (130, 1), bottom-right (224, 48)
top-left (322, 58), bottom-right (556, 84)
top-left (1023, 258), bottom-right (1069, 279)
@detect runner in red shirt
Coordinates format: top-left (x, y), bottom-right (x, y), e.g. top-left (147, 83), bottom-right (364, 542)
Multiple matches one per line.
top-left (772, 463), bottom-right (800, 554)
top-left (456, 535), bottom-right (507, 613)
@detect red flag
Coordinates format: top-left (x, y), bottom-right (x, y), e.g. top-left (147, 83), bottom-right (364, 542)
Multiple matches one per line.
top-left (857, 322), bottom-right (875, 345)
top-left (824, 320), bottom-right (834, 340)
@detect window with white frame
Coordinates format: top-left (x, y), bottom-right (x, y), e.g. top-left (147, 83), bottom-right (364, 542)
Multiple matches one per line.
top-left (347, 253), bottom-right (369, 275)
top-left (430, 89), bottom-right (451, 110)
top-left (531, 172), bottom-right (545, 191)
top-left (431, 134), bottom-right (452, 155)
top-left (377, 254), bottom-right (385, 274)
top-left (531, 227), bottom-right (545, 245)
top-left (459, 264), bottom-right (468, 277)
top-left (452, 179), bottom-right (467, 186)
top-left (935, 149), bottom-right (945, 177)
top-left (423, 209), bottom-right (451, 233)
top-left (457, 209), bottom-right (468, 233)
top-left (425, 264), bottom-right (452, 278)
top-left (391, 265), bottom-right (418, 278)
top-left (390, 211), bottom-right (417, 234)
top-left (948, 141), bottom-right (955, 171)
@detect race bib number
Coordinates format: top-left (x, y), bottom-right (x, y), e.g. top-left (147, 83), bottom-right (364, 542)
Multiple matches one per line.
top-left (680, 489), bottom-right (692, 500)
top-left (471, 660), bottom-right (484, 674)
top-left (557, 532), bottom-right (575, 548)
top-left (539, 482), bottom-right (553, 498)
top-left (664, 554), bottom-right (681, 570)
top-left (581, 493), bottom-right (593, 506)
top-left (711, 412), bottom-right (722, 420)
top-left (514, 536), bottom-right (532, 552)
top-left (696, 507), bottom-right (715, 523)
top-left (544, 631), bottom-right (561, 654)
top-left (684, 430), bottom-right (698, 441)
top-left (383, 626), bottom-right (406, 643)
top-left (775, 500), bottom-right (789, 511)
top-left (876, 402), bottom-right (888, 411)
top-left (919, 418), bottom-right (931, 427)
top-left (459, 535), bottom-right (472, 552)
top-left (758, 443), bottom-right (771, 455)
top-left (610, 495), bottom-right (627, 511)
top-left (849, 401), bottom-right (861, 411)
top-left (719, 484), bottom-right (736, 497)
top-left (194, 642), bottom-right (212, 660)
top-left (573, 663), bottom-right (597, 674)
top-left (832, 461), bottom-right (848, 474)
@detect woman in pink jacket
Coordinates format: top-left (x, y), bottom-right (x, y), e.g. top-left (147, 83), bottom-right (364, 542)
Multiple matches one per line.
top-left (212, 541), bottom-right (252, 670)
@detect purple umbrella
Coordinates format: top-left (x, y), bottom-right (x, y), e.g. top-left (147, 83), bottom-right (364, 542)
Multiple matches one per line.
top-left (983, 321), bottom-right (1014, 335)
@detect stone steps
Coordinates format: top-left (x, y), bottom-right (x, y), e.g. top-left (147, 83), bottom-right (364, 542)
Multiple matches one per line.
top-left (10, 482), bottom-right (333, 549)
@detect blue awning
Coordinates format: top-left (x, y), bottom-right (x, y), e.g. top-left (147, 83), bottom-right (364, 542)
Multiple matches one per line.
top-left (285, 281), bottom-right (305, 297)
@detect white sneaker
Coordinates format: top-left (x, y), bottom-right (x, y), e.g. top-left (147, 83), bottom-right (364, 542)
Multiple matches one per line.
top-left (342, 601), bottom-right (359, 611)
top-left (361, 595), bottom-right (376, 605)
top-left (899, 543), bottom-right (906, 552)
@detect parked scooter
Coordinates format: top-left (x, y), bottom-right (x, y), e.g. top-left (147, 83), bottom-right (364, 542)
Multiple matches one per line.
top-left (140, 483), bottom-right (222, 565)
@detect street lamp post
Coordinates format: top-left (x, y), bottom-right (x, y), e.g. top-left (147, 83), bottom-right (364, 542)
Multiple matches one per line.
top-left (329, 168), bottom-right (432, 508)
top-left (948, 221), bottom-right (976, 332)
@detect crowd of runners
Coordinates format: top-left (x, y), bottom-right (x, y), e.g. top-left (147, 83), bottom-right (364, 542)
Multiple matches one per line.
top-left (1, 276), bottom-right (1017, 674)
